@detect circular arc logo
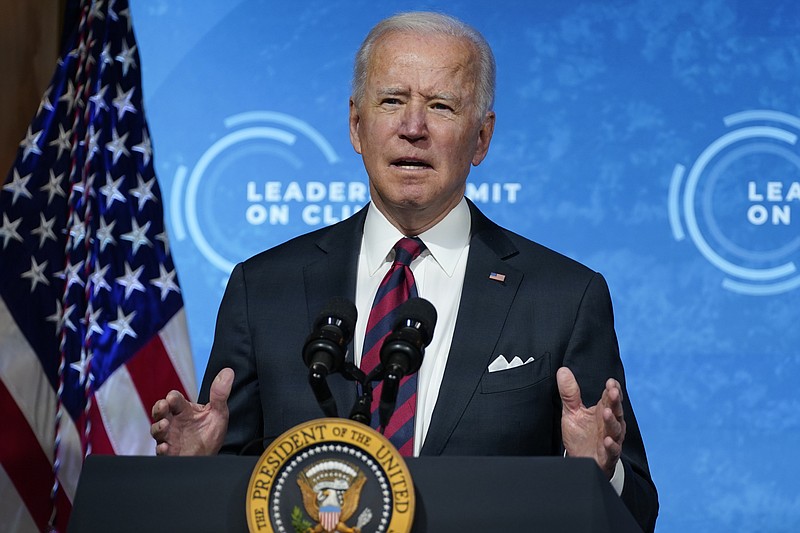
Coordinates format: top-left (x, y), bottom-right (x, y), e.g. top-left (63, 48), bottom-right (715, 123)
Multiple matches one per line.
top-left (669, 110), bottom-right (800, 295)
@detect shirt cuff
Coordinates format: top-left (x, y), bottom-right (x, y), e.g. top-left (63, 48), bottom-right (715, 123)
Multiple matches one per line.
top-left (609, 459), bottom-right (625, 496)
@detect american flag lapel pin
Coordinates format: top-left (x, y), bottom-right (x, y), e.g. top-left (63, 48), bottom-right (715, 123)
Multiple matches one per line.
top-left (489, 272), bottom-right (506, 282)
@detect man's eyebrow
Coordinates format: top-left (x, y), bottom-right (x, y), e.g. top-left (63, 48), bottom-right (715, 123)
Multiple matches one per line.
top-left (427, 91), bottom-right (460, 103)
top-left (376, 88), bottom-right (460, 99)
top-left (377, 87), bottom-right (410, 97)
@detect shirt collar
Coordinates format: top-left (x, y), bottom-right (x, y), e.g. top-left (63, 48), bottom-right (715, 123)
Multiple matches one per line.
top-left (363, 198), bottom-right (471, 277)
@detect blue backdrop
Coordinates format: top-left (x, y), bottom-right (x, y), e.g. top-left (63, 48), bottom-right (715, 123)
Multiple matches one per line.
top-left (131, 1), bottom-right (800, 531)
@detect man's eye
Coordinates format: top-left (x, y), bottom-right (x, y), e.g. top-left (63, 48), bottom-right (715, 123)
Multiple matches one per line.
top-left (431, 103), bottom-right (453, 111)
top-left (382, 98), bottom-right (401, 105)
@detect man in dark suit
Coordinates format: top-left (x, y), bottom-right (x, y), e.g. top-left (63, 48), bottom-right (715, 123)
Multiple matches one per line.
top-left (151, 11), bottom-right (658, 531)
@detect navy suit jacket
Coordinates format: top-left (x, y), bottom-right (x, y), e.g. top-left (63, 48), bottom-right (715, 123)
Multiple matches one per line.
top-left (199, 199), bottom-right (658, 531)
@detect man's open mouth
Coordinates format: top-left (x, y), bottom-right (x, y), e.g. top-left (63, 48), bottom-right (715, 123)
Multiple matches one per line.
top-left (392, 159), bottom-right (432, 169)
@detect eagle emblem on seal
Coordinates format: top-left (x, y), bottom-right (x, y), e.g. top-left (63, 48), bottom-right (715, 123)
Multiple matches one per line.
top-left (296, 460), bottom-right (371, 533)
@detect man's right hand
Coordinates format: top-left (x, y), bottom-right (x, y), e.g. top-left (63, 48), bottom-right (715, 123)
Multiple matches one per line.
top-left (150, 368), bottom-right (234, 456)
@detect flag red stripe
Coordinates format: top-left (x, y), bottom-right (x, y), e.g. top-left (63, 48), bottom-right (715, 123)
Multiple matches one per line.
top-left (0, 378), bottom-right (56, 531)
top-left (125, 333), bottom-right (188, 419)
top-left (53, 485), bottom-right (73, 533)
top-left (86, 399), bottom-right (115, 455)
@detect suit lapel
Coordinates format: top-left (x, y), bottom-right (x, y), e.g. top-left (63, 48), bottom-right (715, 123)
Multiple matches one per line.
top-left (302, 209), bottom-right (365, 316)
top-left (421, 202), bottom-right (522, 455)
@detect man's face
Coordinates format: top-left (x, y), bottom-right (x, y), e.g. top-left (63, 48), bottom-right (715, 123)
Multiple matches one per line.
top-left (349, 31), bottom-right (495, 231)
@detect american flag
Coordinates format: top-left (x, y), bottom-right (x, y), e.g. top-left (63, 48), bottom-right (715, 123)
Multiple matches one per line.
top-left (0, 1), bottom-right (196, 531)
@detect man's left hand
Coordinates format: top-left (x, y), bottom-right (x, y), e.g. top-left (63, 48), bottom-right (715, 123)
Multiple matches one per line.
top-left (557, 366), bottom-right (626, 479)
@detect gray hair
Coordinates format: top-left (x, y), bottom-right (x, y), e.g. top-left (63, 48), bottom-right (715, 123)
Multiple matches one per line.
top-left (351, 11), bottom-right (496, 119)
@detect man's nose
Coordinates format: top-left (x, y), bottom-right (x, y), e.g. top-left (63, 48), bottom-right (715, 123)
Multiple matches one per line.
top-left (398, 103), bottom-right (428, 141)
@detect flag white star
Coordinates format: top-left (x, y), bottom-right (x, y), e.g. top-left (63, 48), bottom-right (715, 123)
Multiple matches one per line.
top-left (132, 129), bottom-right (152, 166)
top-left (130, 174), bottom-right (157, 211)
top-left (46, 299), bottom-right (63, 329)
top-left (121, 219), bottom-right (152, 255)
top-left (3, 169), bottom-right (34, 205)
top-left (105, 128), bottom-right (130, 165)
top-left (115, 40), bottom-right (138, 76)
top-left (115, 263), bottom-right (146, 300)
top-left (112, 84), bottom-right (136, 120)
top-left (100, 42), bottom-right (114, 71)
top-left (73, 37), bottom-right (88, 63)
top-left (61, 303), bottom-right (78, 333)
top-left (68, 213), bottom-right (88, 250)
top-left (84, 304), bottom-right (105, 341)
top-left (70, 349), bottom-right (94, 386)
top-left (70, 175), bottom-right (97, 200)
top-left (0, 213), bottom-right (24, 249)
top-left (118, 7), bottom-right (133, 32)
top-left (89, 1), bottom-right (105, 21)
top-left (19, 126), bottom-right (44, 162)
top-left (108, 0), bottom-right (119, 21)
top-left (84, 37), bottom-right (98, 70)
top-left (36, 86), bottom-right (55, 115)
top-left (109, 306), bottom-right (137, 343)
top-left (88, 83), bottom-right (110, 113)
top-left (85, 124), bottom-right (103, 158)
top-left (21, 257), bottom-right (50, 292)
top-left (63, 259), bottom-right (86, 291)
top-left (31, 212), bottom-right (58, 248)
top-left (100, 173), bottom-right (127, 208)
top-left (95, 216), bottom-right (117, 252)
top-left (59, 79), bottom-right (77, 112)
top-left (150, 264), bottom-right (180, 301)
top-left (40, 170), bottom-right (67, 205)
top-left (156, 230), bottom-right (171, 255)
top-left (90, 263), bottom-right (112, 296)
top-left (48, 124), bottom-right (73, 160)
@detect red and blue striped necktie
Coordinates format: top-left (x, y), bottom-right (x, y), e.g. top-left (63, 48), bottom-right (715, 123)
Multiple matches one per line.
top-left (361, 237), bottom-right (425, 456)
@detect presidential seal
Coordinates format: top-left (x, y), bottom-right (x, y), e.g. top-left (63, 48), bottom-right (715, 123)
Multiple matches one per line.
top-left (246, 418), bottom-right (414, 533)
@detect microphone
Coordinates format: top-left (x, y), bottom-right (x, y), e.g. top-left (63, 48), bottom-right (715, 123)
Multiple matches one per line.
top-left (302, 297), bottom-right (357, 418)
top-left (378, 297), bottom-right (437, 429)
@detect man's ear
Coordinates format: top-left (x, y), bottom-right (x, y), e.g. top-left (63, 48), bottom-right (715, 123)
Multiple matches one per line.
top-left (349, 99), bottom-right (363, 154)
top-left (471, 111), bottom-right (496, 166)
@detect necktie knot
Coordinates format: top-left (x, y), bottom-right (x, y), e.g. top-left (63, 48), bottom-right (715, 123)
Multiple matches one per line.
top-left (393, 237), bottom-right (425, 267)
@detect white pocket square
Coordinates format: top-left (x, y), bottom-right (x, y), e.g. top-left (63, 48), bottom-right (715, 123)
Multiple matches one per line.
top-left (488, 354), bottom-right (535, 373)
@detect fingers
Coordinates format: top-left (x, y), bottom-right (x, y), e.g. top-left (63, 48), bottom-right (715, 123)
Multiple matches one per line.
top-left (150, 390), bottom-right (190, 453)
top-left (150, 417), bottom-right (168, 442)
top-left (209, 368), bottom-right (234, 411)
top-left (150, 416), bottom-right (172, 456)
top-left (601, 379), bottom-right (624, 421)
top-left (151, 398), bottom-right (169, 421)
top-left (166, 389), bottom-right (191, 414)
top-left (152, 390), bottom-right (190, 420)
top-left (556, 367), bottom-right (583, 413)
top-left (601, 405), bottom-right (625, 443)
top-left (155, 442), bottom-right (170, 456)
top-left (558, 369), bottom-right (627, 477)
top-left (600, 381), bottom-right (626, 461)
top-left (150, 395), bottom-right (179, 445)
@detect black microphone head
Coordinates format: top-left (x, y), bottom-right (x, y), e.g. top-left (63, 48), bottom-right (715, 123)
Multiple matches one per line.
top-left (315, 296), bottom-right (358, 342)
top-left (393, 297), bottom-right (437, 347)
top-left (378, 297), bottom-right (437, 427)
top-left (303, 297), bottom-right (357, 373)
